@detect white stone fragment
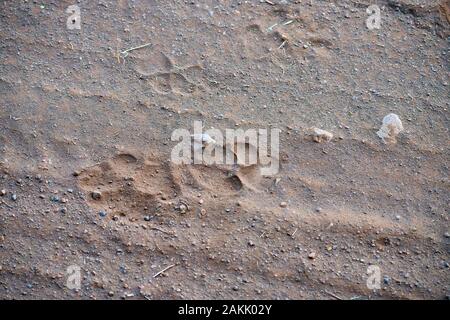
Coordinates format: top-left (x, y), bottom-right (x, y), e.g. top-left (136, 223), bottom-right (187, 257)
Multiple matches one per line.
top-left (377, 113), bottom-right (403, 144)
top-left (191, 133), bottom-right (216, 146)
top-left (310, 127), bottom-right (333, 143)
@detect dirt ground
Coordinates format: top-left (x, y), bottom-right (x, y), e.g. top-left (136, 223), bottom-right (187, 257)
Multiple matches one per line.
top-left (0, 0), bottom-right (449, 300)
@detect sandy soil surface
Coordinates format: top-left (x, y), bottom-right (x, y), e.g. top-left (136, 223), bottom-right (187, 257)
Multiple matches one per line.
top-left (0, 0), bottom-right (449, 299)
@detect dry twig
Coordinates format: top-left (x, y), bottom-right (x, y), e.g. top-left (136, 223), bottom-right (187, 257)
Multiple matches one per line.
top-left (153, 264), bottom-right (177, 278)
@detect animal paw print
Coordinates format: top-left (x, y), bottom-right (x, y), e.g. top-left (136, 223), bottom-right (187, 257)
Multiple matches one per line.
top-left (77, 153), bottom-right (179, 218)
top-left (135, 52), bottom-right (206, 96)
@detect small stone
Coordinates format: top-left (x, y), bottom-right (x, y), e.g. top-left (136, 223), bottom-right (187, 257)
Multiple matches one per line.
top-left (308, 252), bottom-right (317, 259)
top-left (248, 240), bottom-right (255, 247)
top-left (444, 232), bottom-right (450, 238)
top-left (72, 171), bottom-right (80, 177)
top-left (232, 286), bottom-right (239, 291)
top-left (50, 195), bottom-right (60, 203)
top-left (108, 291), bottom-right (114, 297)
top-left (383, 276), bottom-right (391, 285)
top-left (91, 191), bottom-right (102, 200)
top-left (60, 208), bottom-right (67, 214)
top-left (315, 207), bottom-right (322, 213)
top-left (11, 194), bottom-right (17, 201)
top-left (178, 203), bottom-right (188, 214)
top-left (99, 210), bottom-right (107, 217)
top-left (280, 202), bottom-right (287, 208)
top-left (310, 127), bottom-right (333, 143)
top-left (0, 189), bottom-right (6, 196)
top-left (377, 113), bottom-right (403, 144)
top-left (143, 216), bottom-right (151, 221)
top-left (192, 133), bottom-right (216, 147)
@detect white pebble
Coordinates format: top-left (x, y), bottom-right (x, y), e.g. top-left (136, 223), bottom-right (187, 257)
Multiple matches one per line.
top-left (377, 113), bottom-right (403, 144)
top-left (310, 128), bottom-right (333, 143)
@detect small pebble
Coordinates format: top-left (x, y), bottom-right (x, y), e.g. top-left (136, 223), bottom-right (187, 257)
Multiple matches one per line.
top-left (91, 191), bottom-right (102, 200)
top-left (280, 202), bottom-right (287, 208)
top-left (11, 194), bottom-right (17, 201)
top-left (99, 210), bottom-right (107, 217)
top-left (377, 113), bottom-right (403, 144)
top-left (310, 128), bottom-right (333, 143)
top-left (308, 252), bottom-right (316, 259)
top-left (178, 203), bottom-right (188, 214)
